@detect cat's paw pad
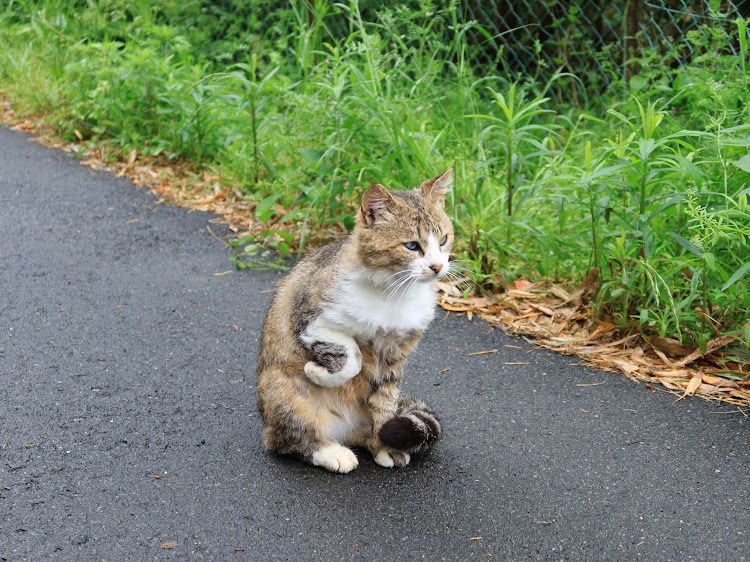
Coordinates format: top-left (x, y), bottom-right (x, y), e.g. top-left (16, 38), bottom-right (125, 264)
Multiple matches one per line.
top-left (373, 448), bottom-right (411, 468)
top-left (312, 444), bottom-right (359, 474)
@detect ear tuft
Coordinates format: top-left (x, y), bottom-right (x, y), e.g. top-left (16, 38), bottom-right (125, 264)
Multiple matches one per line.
top-left (361, 183), bottom-right (395, 226)
top-left (420, 167), bottom-right (453, 202)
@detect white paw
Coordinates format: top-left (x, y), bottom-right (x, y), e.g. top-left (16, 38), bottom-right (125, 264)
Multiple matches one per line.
top-left (304, 361), bottom-right (357, 387)
top-left (374, 448), bottom-right (410, 468)
top-left (304, 361), bottom-right (330, 386)
top-left (312, 444), bottom-right (359, 474)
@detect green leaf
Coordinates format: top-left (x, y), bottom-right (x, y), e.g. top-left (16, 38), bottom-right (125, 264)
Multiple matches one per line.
top-left (732, 154), bottom-right (750, 173)
top-left (298, 147), bottom-right (325, 166)
top-left (721, 261), bottom-right (750, 291)
top-left (630, 75), bottom-right (648, 91)
top-left (738, 17), bottom-right (748, 55)
top-left (638, 138), bottom-right (656, 161)
top-left (262, 229), bottom-right (295, 244)
top-left (671, 155), bottom-right (704, 188)
top-left (703, 252), bottom-right (716, 271)
top-left (668, 232), bottom-right (703, 257)
top-left (256, 193), bottom-right (282, 221)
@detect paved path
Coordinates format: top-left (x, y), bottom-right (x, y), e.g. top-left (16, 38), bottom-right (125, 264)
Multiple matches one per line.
top-left (1, 126), bottom-right (748, 561)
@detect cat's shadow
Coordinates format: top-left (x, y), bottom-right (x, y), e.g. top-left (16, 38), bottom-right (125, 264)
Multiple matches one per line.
top-left (264, 446), bottom-right (445, 480)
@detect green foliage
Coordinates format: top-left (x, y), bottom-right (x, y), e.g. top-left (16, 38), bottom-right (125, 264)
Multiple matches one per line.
top-left (230, 230), bottom-right (292, 271)
top-left (0, 0), bottom-right (748, 348)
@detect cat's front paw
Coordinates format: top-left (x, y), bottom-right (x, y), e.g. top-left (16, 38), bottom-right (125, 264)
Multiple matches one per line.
top-left (312, 443), bottom-right (359, 473)
top-left (373, 448), bottom-right (411, 468)
top-left (304, 361), bottom-right (356, 387)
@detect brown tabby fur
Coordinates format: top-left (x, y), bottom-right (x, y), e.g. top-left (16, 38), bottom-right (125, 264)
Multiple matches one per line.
top-left (257, 169), bottom-right (453, 473)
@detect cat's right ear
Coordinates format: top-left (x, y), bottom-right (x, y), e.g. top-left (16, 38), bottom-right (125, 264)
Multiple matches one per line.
top-left (421, 167), bottom-right (453, 204)
top-left (361, 184), bottom-right (396, 226)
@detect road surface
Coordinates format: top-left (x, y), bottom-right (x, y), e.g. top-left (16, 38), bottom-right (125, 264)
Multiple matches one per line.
top-left (1, 127), bottom-right (748, 560)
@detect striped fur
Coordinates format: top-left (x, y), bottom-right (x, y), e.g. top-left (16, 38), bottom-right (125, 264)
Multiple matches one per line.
top-left (256, 169), bottom-right (453, 473)
top-left (379, 397), bottom-right (442, 454)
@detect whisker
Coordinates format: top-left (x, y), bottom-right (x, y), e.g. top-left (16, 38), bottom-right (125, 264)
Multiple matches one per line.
top-left (442, 270), bottom-right (476, 295)
top-left (447, 263), bottom-right (472, 274)
top-left (382, 268), bottom-right (411, 283)
top-left (385, 273), bottom-right (415, 304)
top-left (395, 276), bottom-right (420, 310)
top-left (384, 271), bottom-right (412, 296)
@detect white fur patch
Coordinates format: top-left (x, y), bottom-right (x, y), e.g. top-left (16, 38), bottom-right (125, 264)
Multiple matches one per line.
top-left (374, 448), bottom-right (411, 468)
top-left (303, 361), bottom-right (348, 387)
top-left (300, 323), bottom-right (361, 387)
top-left (323, 404), bottom-right (369, 444)
top-left (322, 270), bottom-right (438, 340)
top-left (312, 443), bottom-right (359, 473)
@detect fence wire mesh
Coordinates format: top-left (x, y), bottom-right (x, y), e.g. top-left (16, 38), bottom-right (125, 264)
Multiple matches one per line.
top-left (463, 0), bottom-right (748, 105)
top-left (314, 0), bottom-right (749, 106)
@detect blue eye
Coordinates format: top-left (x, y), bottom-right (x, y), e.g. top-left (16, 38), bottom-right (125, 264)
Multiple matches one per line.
top-left (403, 241), bottom-right (421, 251)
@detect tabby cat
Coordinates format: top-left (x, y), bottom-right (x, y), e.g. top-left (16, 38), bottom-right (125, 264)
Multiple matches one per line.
top-left (256, 169), bottom-right (453, 473)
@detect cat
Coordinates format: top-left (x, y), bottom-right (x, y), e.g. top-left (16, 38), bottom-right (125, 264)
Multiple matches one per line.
top-left (256, 168), bottom-right (454, 473)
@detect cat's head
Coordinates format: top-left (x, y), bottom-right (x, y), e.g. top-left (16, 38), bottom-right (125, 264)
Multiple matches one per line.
top-left (355, 168), bottom-right (454, 286)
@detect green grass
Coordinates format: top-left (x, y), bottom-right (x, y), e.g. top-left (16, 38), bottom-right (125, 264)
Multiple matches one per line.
top-left (0, 0), bottom-right (748, 350)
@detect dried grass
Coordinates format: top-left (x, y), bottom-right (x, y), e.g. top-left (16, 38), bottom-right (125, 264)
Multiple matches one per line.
top-left (437, 277), bottom-right (750, 408)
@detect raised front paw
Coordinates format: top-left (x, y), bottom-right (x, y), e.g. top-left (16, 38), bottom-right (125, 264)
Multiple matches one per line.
top-left (373, 447), bottom-right (411, 468)
top-left (312, 443), bottom-right (359, 473)
top-left (304, 361), bottom-right (357, 387)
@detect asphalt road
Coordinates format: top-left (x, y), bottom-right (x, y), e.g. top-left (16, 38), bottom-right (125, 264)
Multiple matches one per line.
top-left (1, 126), bottom-right (748, 561)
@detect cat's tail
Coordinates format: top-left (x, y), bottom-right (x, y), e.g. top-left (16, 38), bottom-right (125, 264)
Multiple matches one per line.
top-left (378, 397), bottom-right (441, 454)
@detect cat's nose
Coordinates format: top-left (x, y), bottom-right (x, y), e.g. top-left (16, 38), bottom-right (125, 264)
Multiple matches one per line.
top-left (429, 263), bottom-right (443, 274)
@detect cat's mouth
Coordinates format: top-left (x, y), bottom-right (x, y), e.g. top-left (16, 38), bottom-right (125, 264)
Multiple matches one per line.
top-left (420, 270), bottom-right (444, 282)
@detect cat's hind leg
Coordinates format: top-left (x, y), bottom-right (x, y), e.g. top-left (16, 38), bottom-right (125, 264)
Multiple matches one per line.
top-left (258, 370), bottom-right (363, 473)
top-left (264, 428), bottom-right (359, 473)
top-left (365, 372), bottom-right (412, 468)
top-left (262, 420), bottom-right (360, 474)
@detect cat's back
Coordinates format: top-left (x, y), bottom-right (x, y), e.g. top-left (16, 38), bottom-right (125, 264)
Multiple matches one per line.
top-left (276, 236), bottom-right (350, 300)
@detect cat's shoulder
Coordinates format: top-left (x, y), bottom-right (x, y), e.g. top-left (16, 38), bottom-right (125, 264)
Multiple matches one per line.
top-left (300, 236), bottom-right (350, 268)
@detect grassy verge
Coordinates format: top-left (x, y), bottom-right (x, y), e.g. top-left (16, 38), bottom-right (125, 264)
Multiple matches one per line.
top-left (1, 0), bottom-right (749, 357)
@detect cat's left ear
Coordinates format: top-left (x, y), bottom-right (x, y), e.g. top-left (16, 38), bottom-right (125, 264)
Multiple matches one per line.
top-left (361, 183), bottom-right (397, 226)
top-left (420, 167), bottom-right (453, 205)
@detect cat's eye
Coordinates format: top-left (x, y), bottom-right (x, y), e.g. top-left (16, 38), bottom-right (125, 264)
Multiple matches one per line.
top-left (403, 241), bottom-right (421, 252)
top-left (439, 234), bottom-right (448, 246)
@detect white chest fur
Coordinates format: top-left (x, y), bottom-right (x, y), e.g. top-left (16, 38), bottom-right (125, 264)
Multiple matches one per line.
top-left (324, 274), bottom-right (437, 338)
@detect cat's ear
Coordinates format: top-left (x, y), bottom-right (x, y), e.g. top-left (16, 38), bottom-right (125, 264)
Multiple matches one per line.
top-left (361, 183), bottom-right (397, 226)
top-left (420, 167), bottom-right (453, 204)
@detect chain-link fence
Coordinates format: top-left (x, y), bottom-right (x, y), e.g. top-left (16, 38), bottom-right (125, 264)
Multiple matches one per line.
top-left (462, 0), bottom-right (749, 105)
top-left (315, 0), bottom-right (749, 106)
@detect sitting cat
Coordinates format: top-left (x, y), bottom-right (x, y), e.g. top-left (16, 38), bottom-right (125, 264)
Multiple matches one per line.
top-left (256, 168), bottom-right (453, 473)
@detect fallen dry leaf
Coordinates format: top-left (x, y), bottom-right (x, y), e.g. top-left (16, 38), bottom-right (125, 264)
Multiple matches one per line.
top-left (672, 334), bottom-right (739, 369)
top-left (436, 276), bottom-right (748, 408)
top-left (684, 373), bottom-right (703, 396)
